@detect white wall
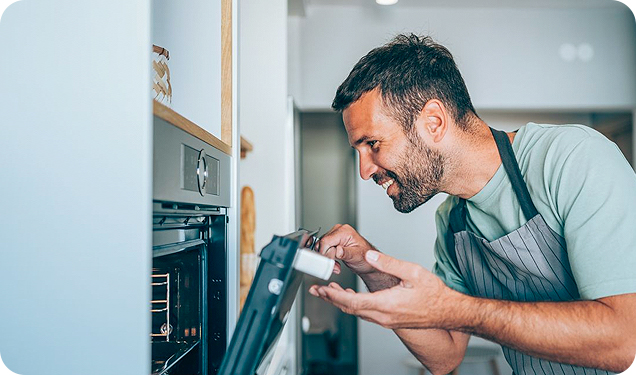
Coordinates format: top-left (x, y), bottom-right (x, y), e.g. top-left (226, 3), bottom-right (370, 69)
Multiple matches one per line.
top-left (239, 0), bottom-right (293, 250)
top-left (238, 0), bottom-right (298, 373)
top-left (0, 1), bottom-right (151, 374)
top-left (291, 4), bottom-right (636, 111)
top-left (288, 16), bottom-right (303, 102)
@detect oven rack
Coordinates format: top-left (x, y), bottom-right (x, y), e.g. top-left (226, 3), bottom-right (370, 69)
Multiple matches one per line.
top-left (151, 272), bottom-right (171, 341)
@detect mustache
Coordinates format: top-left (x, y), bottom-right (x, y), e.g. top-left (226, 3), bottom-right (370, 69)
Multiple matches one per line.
top-left (372, 170), bottom-right (400, 185)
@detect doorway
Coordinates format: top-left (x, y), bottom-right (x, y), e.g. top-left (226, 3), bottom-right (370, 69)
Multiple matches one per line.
top-left (297, 111), bottom-right (359, 375)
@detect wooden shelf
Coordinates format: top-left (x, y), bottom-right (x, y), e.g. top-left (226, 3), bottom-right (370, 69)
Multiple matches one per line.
top-left (240, 136), bottom-right (253, 159)
top-left (153, 100), bottom-right (232, 155)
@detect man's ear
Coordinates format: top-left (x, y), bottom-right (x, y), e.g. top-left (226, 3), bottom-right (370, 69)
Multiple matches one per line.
top-left (416, 99), bottom-right (448, 143)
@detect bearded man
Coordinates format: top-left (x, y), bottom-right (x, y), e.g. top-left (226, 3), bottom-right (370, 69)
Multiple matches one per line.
top-left (308, 34), bottom-right (636, 375)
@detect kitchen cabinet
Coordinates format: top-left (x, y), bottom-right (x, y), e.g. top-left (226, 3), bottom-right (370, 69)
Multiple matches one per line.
top-left (150, 0), bottom-right (241, 345)
top-left (152, 0), bottom-right (234, 153)
top-left (154, 101), bottom-right (232, 156)
top-left (0, 1), bottom-right (239, 374)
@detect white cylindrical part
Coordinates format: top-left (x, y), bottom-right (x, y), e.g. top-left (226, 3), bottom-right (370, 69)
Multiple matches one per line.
top-left (292, 249), bottom-right (335, 280)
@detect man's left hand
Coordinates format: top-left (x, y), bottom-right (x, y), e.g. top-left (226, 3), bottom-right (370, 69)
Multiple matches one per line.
top-left (309, 250), bottom-right (457, 330)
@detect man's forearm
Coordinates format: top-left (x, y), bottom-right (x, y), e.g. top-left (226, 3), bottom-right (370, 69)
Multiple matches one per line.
top-left (361, 272), bottom-right (469, 375)
top-left (445, 292), bottom-right (636, 372)
top-left (394, 328), bottom-right (468, 375)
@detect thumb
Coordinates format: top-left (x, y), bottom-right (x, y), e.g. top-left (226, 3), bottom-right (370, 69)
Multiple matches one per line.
top-left (365, 251), bottom-right (419, 285)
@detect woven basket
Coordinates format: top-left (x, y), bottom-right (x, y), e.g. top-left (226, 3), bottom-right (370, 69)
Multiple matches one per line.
top-left (152, 45), bottom-right (172, 105)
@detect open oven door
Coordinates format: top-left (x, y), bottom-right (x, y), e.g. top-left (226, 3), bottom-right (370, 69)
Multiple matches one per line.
top-left (218, 229), bottom-right (334, 375)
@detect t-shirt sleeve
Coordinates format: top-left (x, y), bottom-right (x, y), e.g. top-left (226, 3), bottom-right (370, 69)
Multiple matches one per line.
top-left (432, 196), bottom-right (471, 295)
top-left (552, 133), bottom-right (636, 300)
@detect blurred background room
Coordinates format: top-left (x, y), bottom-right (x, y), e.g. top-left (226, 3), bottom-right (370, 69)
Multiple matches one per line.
top-left (1, 1), bottom-right (633, 375)
top-left (239, 1), bottom-right (635, 375)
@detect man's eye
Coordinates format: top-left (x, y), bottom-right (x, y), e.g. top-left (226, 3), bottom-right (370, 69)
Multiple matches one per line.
top-left (367, 140), bottom-right (378, 148)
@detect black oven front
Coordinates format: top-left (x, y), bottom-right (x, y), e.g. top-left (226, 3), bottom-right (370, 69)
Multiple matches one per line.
top-left (151, 204), bottom-right (227, 375)
top-left (153, 116), bottom-right (232, 375)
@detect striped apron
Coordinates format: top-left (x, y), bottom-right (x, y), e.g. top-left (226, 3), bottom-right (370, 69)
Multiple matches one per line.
top-left (446, 128), bottom-right (613, 375)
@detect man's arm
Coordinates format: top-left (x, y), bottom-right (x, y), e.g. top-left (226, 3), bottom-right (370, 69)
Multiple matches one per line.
top-left (361, 271), bottom-right (471, 375)
top-left (315, 281), bottom-right (470, 375)
top-left (448, 292), bottom-right (636, 372)
top-left (329, 264), bottom-right (472, 375)
top-left (312, 251), bottom-right (636, 373)
top-left (395, 328), bottom-right (470, 375)
top-left (314, 224), bottom-right (472, 374)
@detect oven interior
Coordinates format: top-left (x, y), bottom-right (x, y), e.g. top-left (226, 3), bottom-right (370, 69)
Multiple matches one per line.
top-left (151, 209), bottom-right (227, 375)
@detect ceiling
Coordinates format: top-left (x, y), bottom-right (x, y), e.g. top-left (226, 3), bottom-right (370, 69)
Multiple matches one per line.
top-left (289, 0), bottom-right (627, 16)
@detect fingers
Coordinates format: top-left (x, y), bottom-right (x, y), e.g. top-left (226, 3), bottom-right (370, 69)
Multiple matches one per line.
top-left (364, 251), bottom-right (421, 285)
top-left (316, 224), bottom-right (345, 257)
top-left (308, 282), bottom-right (354, 295)
top-left (316, 224), bottom-right (363, 262)
top-left (330, 282), bottom-right (355, 294)
top-left (309, 283), bottom-right (374, 316)
top-left (308, 285), bottom-right (319, 296)
top-left (333, 262), bottom-right (341, 275)
top-left (322, 245), bottom-right (343, 260)
top-left (308, 282), bottom-right (344, 296)
top-left (308, 284), bottom-right (393, 327)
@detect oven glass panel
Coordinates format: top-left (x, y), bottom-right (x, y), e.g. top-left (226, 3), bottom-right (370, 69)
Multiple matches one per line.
top-left (151, 210), bottom-right (226, 375)
top-left (152, 248), bottom-right (203, 375)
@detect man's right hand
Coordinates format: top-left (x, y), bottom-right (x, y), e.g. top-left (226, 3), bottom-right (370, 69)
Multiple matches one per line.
top-left (316, 224), bottom-right (380, 276)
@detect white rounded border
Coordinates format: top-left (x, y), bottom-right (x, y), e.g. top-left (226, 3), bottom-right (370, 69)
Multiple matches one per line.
top-left (0, 0), bottom-right (633, 373)
top-left (0, 353), bottom-right (20, 375)
top-left (0, 0), bottom-right (20, 21)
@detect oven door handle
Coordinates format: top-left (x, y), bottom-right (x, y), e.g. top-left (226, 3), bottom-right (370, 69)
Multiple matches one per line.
top-left (152, 239), bottom-right (206, 258)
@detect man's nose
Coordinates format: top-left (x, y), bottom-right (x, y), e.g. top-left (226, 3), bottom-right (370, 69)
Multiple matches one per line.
top-left (359, 153), bottom-right (378, 181)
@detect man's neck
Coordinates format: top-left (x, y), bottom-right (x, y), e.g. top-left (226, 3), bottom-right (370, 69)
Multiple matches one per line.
top-left (442, 120), bottom-right (512, 200)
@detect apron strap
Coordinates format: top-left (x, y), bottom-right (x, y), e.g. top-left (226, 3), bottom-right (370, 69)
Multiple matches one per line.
top-left (447, 199), bottom-right (466, 270)
top-left (446, 128), bottom-right (540, 272)
top-left (490, 128), bottom-right (539, 221)
top-left (449, 198), bottom-right (467, 233)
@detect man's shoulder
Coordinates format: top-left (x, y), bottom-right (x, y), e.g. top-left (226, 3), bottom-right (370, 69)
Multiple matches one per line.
top-left (518, 122), bottom-right (604, 152)
top-left (516, 122), bottom-right (613, 173)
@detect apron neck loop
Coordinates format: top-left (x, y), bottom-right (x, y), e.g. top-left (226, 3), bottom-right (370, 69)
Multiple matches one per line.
top-left (489, 128), bottom-right (539, 221)
top-left (449, 199), bottom-right (467, 232)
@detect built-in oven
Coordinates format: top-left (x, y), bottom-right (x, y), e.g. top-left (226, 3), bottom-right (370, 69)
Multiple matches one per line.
top-left (152, 116), bottom-right (231, 375)
top-left (152, 116), bottom-right (337, 375)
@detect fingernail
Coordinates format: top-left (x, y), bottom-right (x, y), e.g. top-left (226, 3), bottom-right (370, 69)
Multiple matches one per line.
top-left (366, 250), bottom-right (379, 262)
top-left (308, 287), bottom-right (318, 297)
top-left (336, 247), bottom-right (344, 259)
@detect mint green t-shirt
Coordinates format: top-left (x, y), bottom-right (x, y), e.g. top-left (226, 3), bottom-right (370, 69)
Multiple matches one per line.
top-left (433, 123), bottom-right (636, 300)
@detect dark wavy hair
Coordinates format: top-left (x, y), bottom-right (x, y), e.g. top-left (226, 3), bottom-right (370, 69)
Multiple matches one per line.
top-left (332, 34), bottom-right (477, 132)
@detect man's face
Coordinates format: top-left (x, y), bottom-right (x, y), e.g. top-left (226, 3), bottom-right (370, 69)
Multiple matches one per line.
top-left (343, 90), bottom-right (444, 213)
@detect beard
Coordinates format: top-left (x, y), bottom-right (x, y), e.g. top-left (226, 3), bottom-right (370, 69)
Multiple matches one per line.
top-left (374, 133), bottom-right (445, 213)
